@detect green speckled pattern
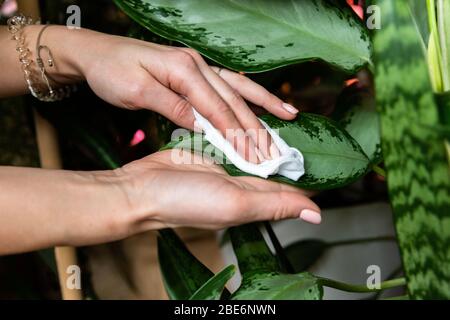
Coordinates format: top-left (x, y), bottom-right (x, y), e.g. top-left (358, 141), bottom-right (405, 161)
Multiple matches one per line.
top-left (231, 272), bottom-right (323, 300)
top-left (114, 0), bottom-right (371, 73)
top-left (229, 224), bottom-right (323, 300)
top-left (162, 113), bottom-right (371, 190)
top-left (189, 265), bottom-right (236, 300)
top-left (373, 0), bottom-right (450, 299)
top-left (334, 92), bottom-right (382, 164)
top-left (158, 229), bottom-right (216, 300)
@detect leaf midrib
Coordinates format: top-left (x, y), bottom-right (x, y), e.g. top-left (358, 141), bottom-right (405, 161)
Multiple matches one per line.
top-left (224, 0), bottom-right (369, 63)
top-left (302, 150), bottom-right (368, 163)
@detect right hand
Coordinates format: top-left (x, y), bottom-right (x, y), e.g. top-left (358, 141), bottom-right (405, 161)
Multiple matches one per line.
top-left (68, 30), bottom-right (300, 162)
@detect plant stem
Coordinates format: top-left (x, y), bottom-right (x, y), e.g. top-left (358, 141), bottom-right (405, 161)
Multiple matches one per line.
top-left (327, 235), bottom-right (396, 248)
top-left (318, 277), bottom-right (406, 293)
top-left (262, 222), bottom-right (294, 274)
top-left (373, 265), bottom-right (404, 300)
top-left (372, 164), bottom-right (386, 177)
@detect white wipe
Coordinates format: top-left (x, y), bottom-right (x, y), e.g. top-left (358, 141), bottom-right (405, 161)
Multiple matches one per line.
top-left (193, 109), bottom-right (305, 180)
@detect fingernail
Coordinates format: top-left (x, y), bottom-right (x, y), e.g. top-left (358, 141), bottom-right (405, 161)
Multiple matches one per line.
top-left (282, 103), bottom-right (299, 114)
top-left (299, 209), bottom-right (322, 224)
top-left (270, 143), bottom-right (281, 159)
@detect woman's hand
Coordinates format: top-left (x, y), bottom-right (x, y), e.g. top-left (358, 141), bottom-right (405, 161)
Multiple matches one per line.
top-left (0, 150), bottom-right (320, 255)
top-left (67, 29), bottom-right (299, 162)
top-left (117, 150), bottom-right (321, 231)
top-left (2, 25), bottom-right (298, 161)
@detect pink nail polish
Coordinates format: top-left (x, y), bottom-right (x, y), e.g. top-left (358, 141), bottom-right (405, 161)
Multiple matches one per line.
top-left (282, 103), bottom-right (299, 114)
top-left (299, 209), bottom-right (322, 224)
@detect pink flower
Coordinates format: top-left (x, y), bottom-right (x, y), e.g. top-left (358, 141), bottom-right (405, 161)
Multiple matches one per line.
top-left (1, 0), bottom-right (18, 17)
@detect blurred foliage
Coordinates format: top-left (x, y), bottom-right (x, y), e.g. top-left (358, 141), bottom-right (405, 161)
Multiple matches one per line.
top-left (0, 0), bottom-right (391, 300)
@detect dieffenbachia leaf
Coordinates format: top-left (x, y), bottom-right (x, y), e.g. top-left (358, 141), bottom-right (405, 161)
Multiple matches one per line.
top-left (114, 0), bottom-right (371, 73)
top-left (162, 113), bottom-right (371, 190)
top-left (158, 229), bottom-right (225, 300)
top-left (228, 224), bottom-right (323, 300)
top-left (334, 90), bottom-right (382, 164)
top-left (231, 272), bottom-right (323, 300)
top-left (229, 224), bottom-right (280, 277)
top-left (372, 0), bottom-right (450, 299)
top-left (189, 265), bottom-right (236, 300)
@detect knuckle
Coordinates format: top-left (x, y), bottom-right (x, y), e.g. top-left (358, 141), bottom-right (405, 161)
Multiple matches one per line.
top-left (168, 52), bottom-right (197, 89)
top-left (208, 106), bottom-right (234, 129)
top-left (183, 48), bottom-right (202, 61)
top-left (175, 50), bottom-right (197, 69)
top-left (228, 90), bottom-right (245, 107)
top-left (271, 193), bottom-right (291, 221)
top-left (171, 99), bottom-right (192, 121)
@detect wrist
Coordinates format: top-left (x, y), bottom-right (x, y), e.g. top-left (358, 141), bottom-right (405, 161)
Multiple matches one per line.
top-left (23, 24), bottom-right (91, 84)
top-left (61, 169), bottom-right (146, 246)
top-left (113, 162), bottom-right (164, 231)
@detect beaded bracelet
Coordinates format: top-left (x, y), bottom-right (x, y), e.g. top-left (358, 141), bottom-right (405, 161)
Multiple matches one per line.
top-left (7, 14), bottom-right (76, 102)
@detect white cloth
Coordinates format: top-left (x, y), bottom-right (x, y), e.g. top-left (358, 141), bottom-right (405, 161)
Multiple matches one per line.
top-left (193, 109), bottom-right (305, 180)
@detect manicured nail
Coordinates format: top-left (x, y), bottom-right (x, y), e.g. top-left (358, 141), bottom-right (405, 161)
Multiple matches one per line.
top-left (282, 103), bottom-right (299, 114)
top-left (299, 209), bottom-right (322, 224)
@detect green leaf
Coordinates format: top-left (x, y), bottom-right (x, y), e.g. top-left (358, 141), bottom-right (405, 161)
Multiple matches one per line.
top-left (407, 0), bottom-right (430, 53)
top-left (284, 240), bottom-right (328, 273)
top-left (373, 0), bottom-right (450, 299)
top-left (162, 113), bottom-right (371, 190)
top-left (435, 92), bottom-right (450, 126)
top-left (157, 229), bottom-right (218, 300)
top-left (437, 0), bottom-right (450, 91)
top-left (189, 265), bottom-right (236, 300)
top-left (228, 224), bottom-right (322, 300)
top-left (229, 224), bottom-right (280, 278)
top-left (334, 90), bottom-right (382, 164)
top-left (114, 0), bottom-right (371, 73)
top-left (231, 272), bottom-right (323, 300)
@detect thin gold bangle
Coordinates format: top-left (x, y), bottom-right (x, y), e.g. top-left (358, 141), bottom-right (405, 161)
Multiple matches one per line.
top-left (7, 14), bottom-right (76, 102)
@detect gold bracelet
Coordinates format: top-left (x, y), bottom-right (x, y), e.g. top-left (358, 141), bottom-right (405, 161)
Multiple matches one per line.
top-left (7, 14), bottom-right (76, 102)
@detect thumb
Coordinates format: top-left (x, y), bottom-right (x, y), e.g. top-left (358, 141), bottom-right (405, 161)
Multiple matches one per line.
top-left (245, 191), bottom-right (322, 224)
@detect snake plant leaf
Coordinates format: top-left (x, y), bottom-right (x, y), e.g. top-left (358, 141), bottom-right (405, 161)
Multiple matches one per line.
top-left (334, 90), bottom-right (382, 164)
top-left (435, 92), bottom-right (450, 126)
top-left (284, 240), bottom-right (328, 273)
top-left (437, 0), bottom-right (450, 91)
top-left (231, 272), bottom-right (323, 300)
top-left (189, 265), bottom-right (236, 300)
top-left (373, 0), bottom-right (450, 299)
top-left (162, 113), bottom-right (371, 190)
top-left (407, 0), bottom-right (430, 51)
top-left (158, 229), bottom-right (220, 300)
top-left (114, 0), bottom-right (371, 73)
